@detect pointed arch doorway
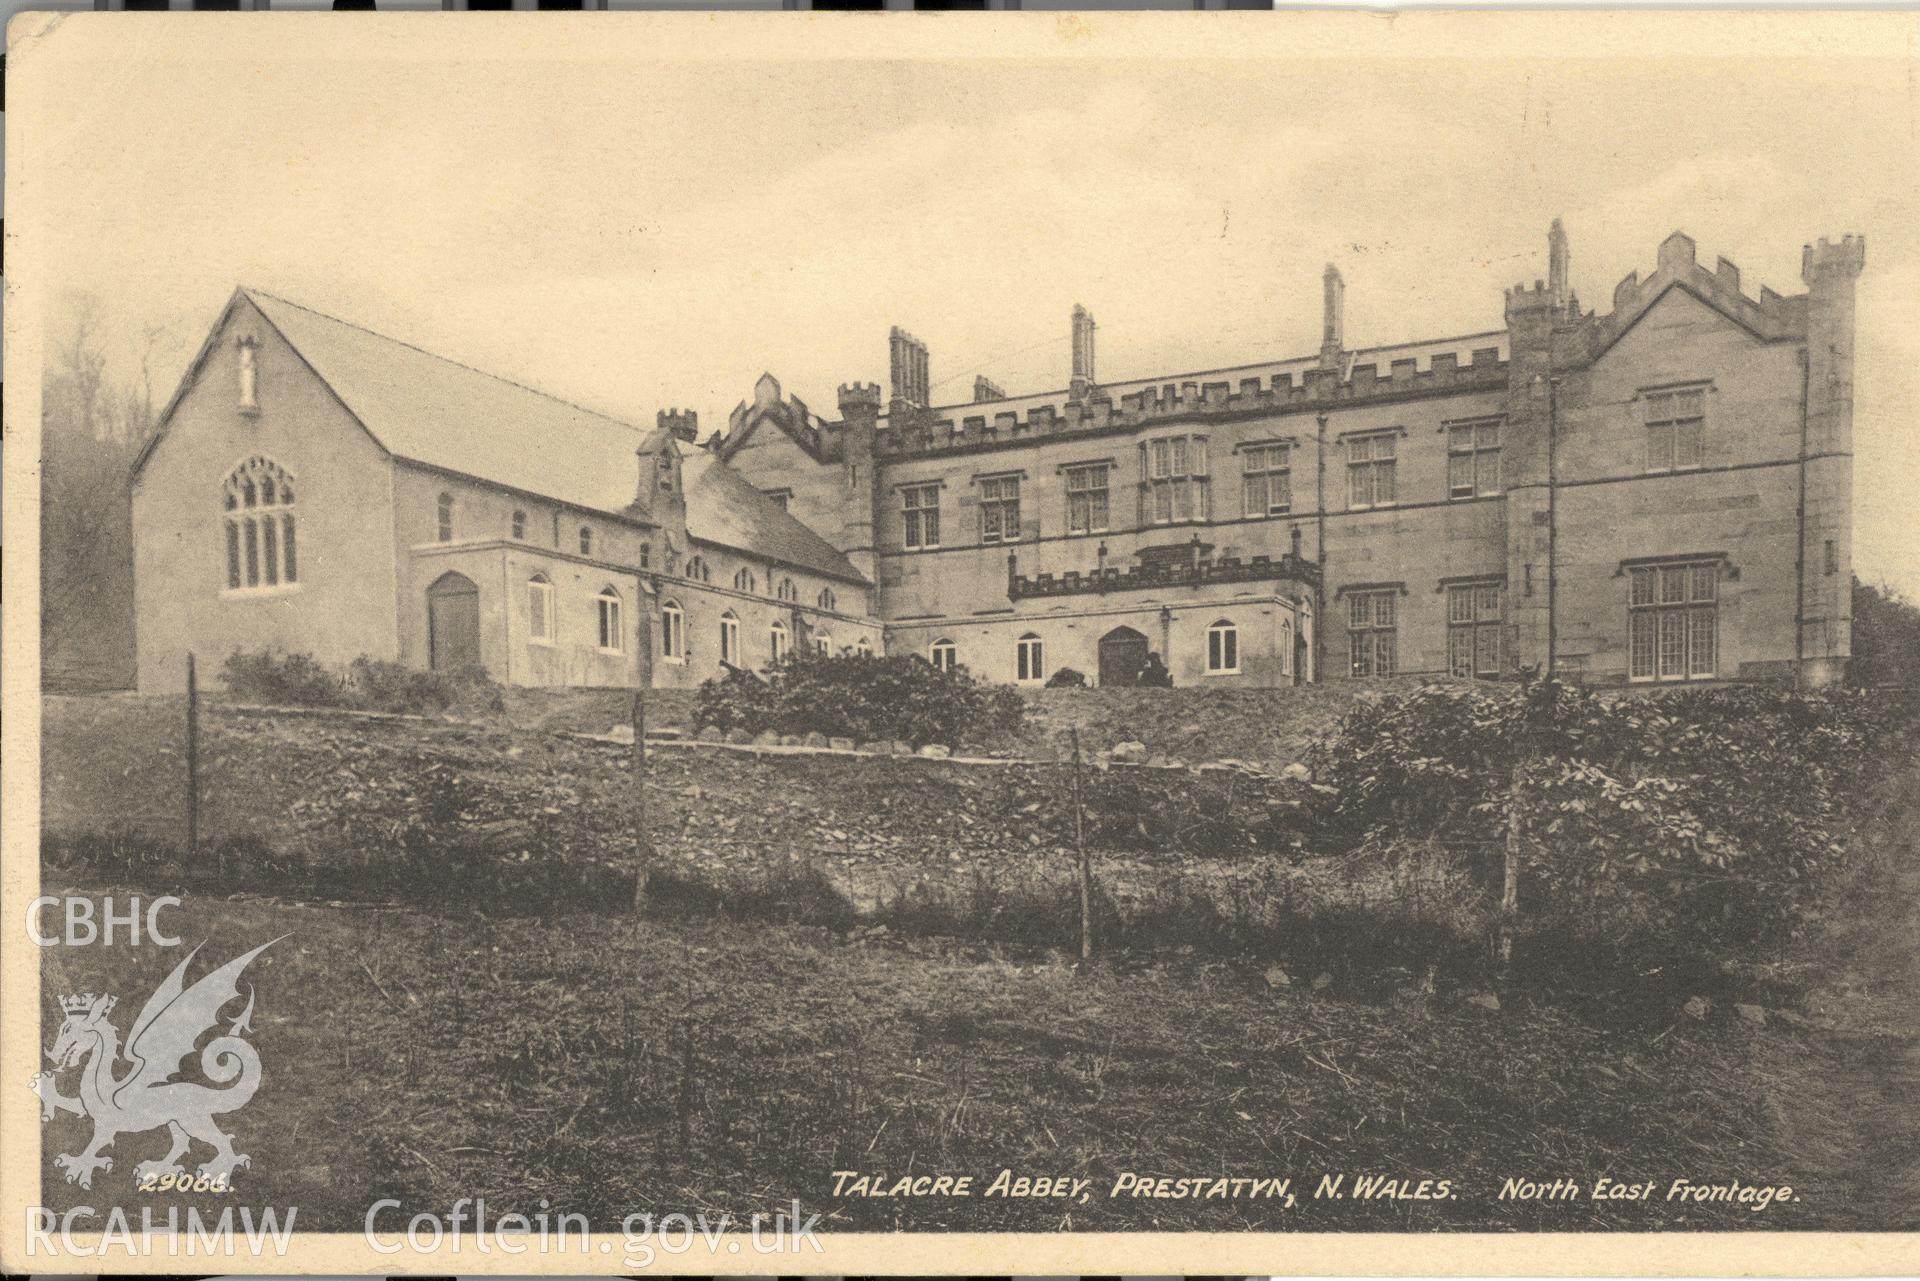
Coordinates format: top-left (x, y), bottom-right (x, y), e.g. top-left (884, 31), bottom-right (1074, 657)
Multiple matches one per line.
top-left (1098, 625), bottom-right (1149, 687)
top-left (427, 571), bottom-right (481, 671)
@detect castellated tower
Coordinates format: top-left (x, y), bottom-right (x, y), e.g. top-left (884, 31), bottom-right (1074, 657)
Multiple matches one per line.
top-left (837, 381), bottom-right (883, 586)
top-left (1501, 274), bottom-right (1563, 672)
top-left (1800, 234), bottom-right (1865, 686)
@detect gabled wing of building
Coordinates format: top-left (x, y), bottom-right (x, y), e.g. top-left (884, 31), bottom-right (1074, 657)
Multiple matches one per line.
top-left (245, 289), bottom-right (652, 517)
top-left (240, 288), bottom-right (862, 582)
top-left (679, 445), bottom-right (866, 584)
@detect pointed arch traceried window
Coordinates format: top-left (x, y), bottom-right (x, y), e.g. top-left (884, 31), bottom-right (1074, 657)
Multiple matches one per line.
top-left (777, 577), bottom-right (798, 603)
top-left (813, 630), bottom-right (833, 655)
top-left (770, 619), bottom-right (791, 663)
top-left (817, 587), bottom-right (837, 611)
top-left (734, 567), bottom-right (757, 594)
top-left (222, 456), bottom-right (298, 592)
top-left (719, 610), bottom-right (741, 667)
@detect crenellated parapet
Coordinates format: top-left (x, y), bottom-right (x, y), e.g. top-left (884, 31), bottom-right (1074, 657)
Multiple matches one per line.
top-left (1504, 279), bottom-right (1561, 320)
top-left (868, 345), bottom-right (1508, 460)
top-left (1802, 234), bottom-right (1866, 285)
top-left (1009, 548), bottom-right (1321, 601)
top-left (657, 408), bottom-right (699, 442)
top-left (1566, 229), bottom-right (1813, 364)
top-left (716, 370), bottom-right (836, 463)
top-left (838, 381), bottom-right (883, 412)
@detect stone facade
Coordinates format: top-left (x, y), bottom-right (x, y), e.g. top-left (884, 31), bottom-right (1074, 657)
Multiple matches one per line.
top-left (131, 290), bottom-right (880, 694)
top-left (719, 222), bottom-right (1860, 688)
top-left (131, 222), bottom-right (1858, 695)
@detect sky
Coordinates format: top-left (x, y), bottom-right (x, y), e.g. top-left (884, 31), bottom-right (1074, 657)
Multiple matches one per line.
top-left (13, 13), bottom-right (1919, 596)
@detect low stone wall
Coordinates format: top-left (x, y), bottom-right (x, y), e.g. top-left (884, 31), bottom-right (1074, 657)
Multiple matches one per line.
top-left (492, 676), bottom-right (1459, 769)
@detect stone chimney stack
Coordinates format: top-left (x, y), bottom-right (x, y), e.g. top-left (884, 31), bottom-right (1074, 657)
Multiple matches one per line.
top-left (973, 375), bottom-right (1005, 403)
top-left (889, 328), bottom-right (930, 413)
top-left (1319, 265), bottom-right (1345, 370)
top-left (1547, 218), bottom-right (1571, 315)
top-left (657, 408), bottom-right (698, 443)
top-left (1070, 305), bottom-right (1097, 401)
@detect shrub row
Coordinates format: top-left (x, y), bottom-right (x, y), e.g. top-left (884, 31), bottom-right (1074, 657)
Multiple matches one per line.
top-left (694, 651), bottom-right (1024, 748)
top-left (220, 649), bottom-right (505, 717)
top-left (1309, 677), bottom-right (1920, 957)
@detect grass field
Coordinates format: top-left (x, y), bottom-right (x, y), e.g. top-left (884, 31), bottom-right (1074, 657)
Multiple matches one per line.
top-left (31, 870), bottom-right (1913, 1234)
top-left (33, 692), bottom-right (1920, 1234)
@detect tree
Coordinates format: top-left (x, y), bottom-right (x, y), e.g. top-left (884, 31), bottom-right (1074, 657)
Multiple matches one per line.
top-left (1851, 576), bottom-right (1920, 688)
top-left (41, 296), bottom-right (166, 690)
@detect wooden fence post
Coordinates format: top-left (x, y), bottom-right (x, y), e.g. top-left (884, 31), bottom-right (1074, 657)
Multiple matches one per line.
top-left (1070, 728), bottom-right (1093, 963)
top-left (631, 686), bottom-right (649, 911)
top-left (1500, 767), bottom-right (1522, 977)
top-left (185, 652), bottom-right (200, 861)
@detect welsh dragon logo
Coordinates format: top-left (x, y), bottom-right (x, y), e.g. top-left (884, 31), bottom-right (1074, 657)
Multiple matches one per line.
top-left (32, 939), bottom-right (282, 1189)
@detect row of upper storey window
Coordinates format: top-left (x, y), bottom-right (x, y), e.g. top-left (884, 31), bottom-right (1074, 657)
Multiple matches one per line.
top-left (431, 492), bottom-right (842, 611)
top-left (893, 425), bottom-right (1496, 550)
top-left (891, 387), bottom-right (1710, 550)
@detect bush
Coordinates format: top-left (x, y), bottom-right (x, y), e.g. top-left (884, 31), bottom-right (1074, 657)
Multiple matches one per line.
top-left (1046, 667), bottom-right (1088, 689)
top-left (220, 649), bottom-right (504, 717)
top-left (349, 657), bottom-right (504, 716)
top-left (220, 649), bottom-right (348, 707)
top-left (1310, 676), bottom-right (1919, 955)
top-left (695, 650), bottom-right (1024, 747)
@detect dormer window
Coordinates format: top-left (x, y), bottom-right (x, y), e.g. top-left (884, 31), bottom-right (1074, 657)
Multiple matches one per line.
top-left (237, 336), bottom-right (259, 414)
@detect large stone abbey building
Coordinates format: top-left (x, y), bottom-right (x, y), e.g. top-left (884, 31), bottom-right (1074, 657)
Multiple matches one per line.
top-left (131, 222), bottom-right (1861, 692)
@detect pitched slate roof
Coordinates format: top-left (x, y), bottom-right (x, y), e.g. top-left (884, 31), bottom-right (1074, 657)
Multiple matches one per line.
top-left (248, 289), bottom-right (649, 514)
top-left (240, 289), bottom-right (865, 584)
top-left (678, 446), bottom-right (863, 583)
